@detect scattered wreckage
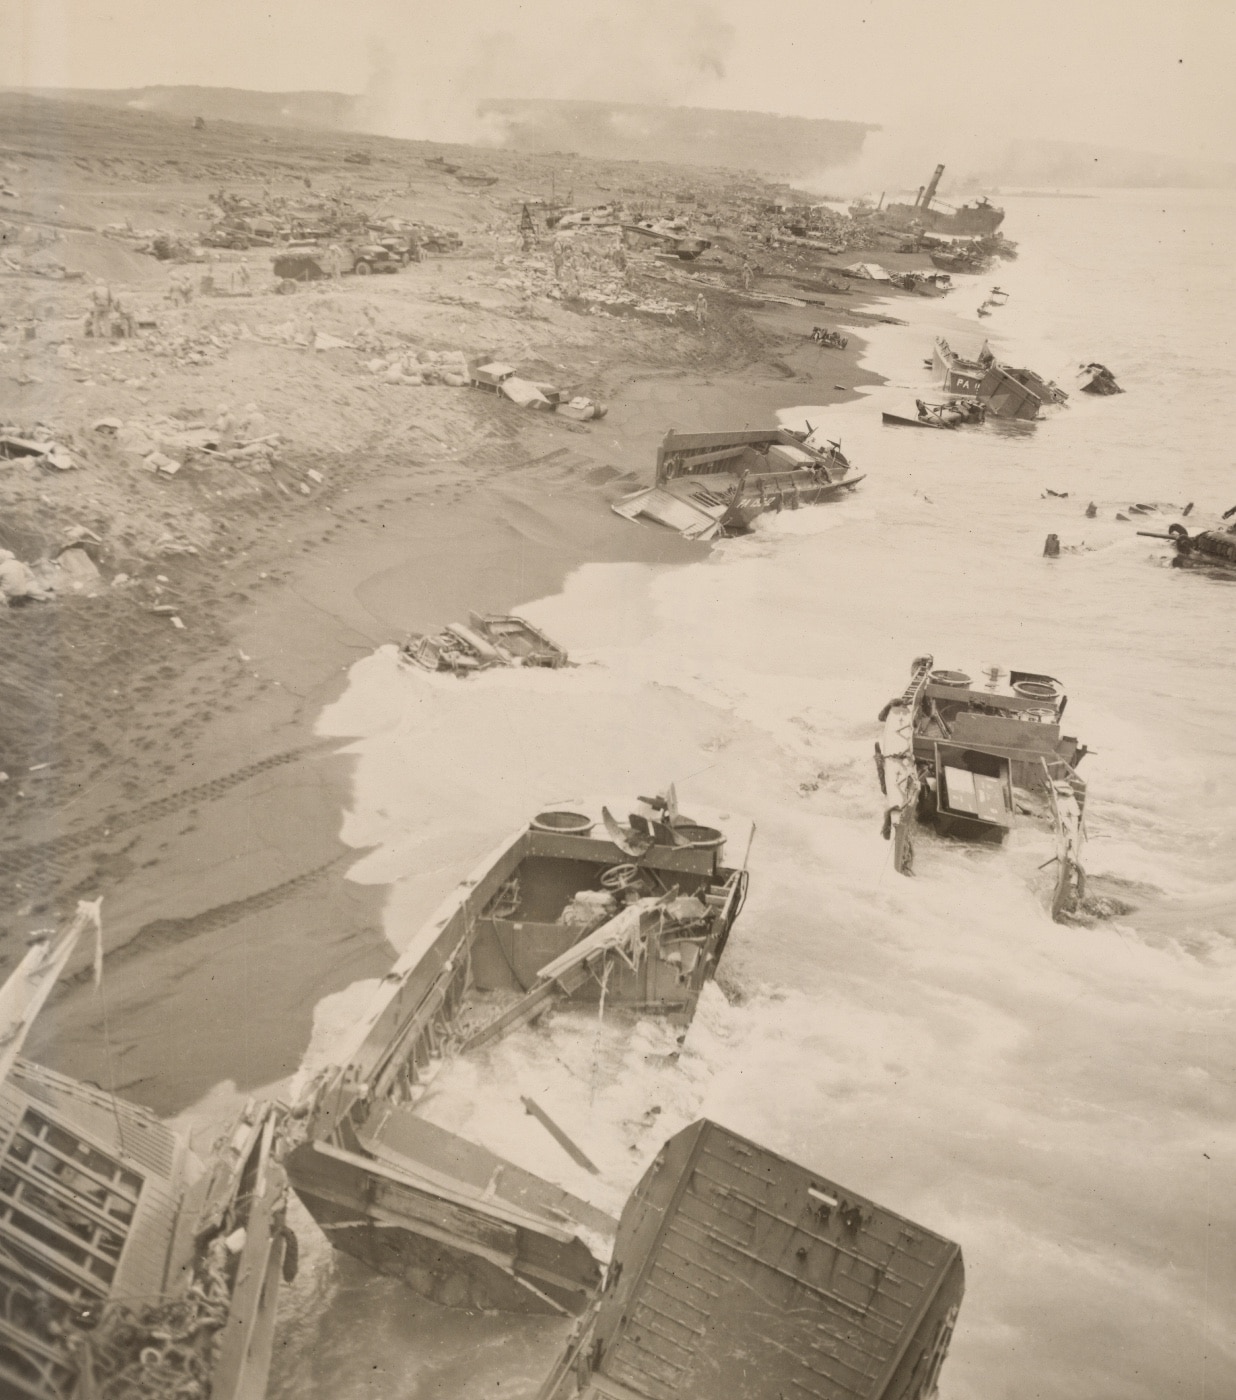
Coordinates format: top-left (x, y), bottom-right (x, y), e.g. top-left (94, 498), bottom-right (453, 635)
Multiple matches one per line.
top-left (882, 399), bottom-right (986, 430)
top-left (1138, 506), bottom-right (1236, 571)
top-left (931, 338), bottom-right (1066, 421)
top-left (0, 903), bottom-right (290, 1400)
top-left (613, 426), bottom-right (862, 541)
top-left (470, 362), bottom-right (608, 420)
top-left (400, 613), bottom-right (569, 674)
top-left (875, 658), bottom-right (1088, 920)
top-left (539, 1119), bottom-right (964, 1400)
top-left (810, 326), bottom-right (848, 349)
top-left (283, 792), bottom-right (751, 1315)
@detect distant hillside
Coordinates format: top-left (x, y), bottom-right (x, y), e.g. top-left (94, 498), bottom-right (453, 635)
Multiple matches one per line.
top-left (479, 99), bottom-right (876, 177)
top-left (15, 85), bottom-right (356, 131)
top-left (8, 87), bottom-right (1231, 189)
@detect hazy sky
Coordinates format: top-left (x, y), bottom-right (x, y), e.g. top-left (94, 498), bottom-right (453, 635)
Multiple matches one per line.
top-left (3, 1), bottom-right (1233, 161)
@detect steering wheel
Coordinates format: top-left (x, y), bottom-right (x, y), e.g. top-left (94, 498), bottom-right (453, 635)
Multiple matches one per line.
top-left (601, 863), bottom-right (641, 891)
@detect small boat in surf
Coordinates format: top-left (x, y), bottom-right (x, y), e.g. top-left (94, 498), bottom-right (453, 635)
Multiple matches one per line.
top-left (0, 903), bottom-right (290, 1400)
top-left (874, 657), bottom-right (1089, 920)
top-left (538, 1118), bottom-right (965, 1400)
top-left (283, 791), bottom-right (751, 1315)
top-left (883, 399), bottom-right (986, 430)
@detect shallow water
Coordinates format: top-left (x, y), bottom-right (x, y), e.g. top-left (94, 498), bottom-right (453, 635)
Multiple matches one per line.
top-left (270, 190), bottom-right (1236, 1400)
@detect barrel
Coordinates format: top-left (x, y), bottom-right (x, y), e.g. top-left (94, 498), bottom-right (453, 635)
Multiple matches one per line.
top-left (531, 811), bottom-right (594, 836)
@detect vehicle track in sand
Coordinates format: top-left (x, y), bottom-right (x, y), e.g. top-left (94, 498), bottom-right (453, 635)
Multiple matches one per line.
top-left (0, 746), bottom-right (314, 879)
top-left (53, 850), bottom-right (355, 993)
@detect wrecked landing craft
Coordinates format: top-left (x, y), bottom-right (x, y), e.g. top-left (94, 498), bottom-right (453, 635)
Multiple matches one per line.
top-left (0, 904), bottom-right (289, 1400)
top-left (540, 1119), bottom-right (964, 1400)
top-left (284, 795), bottom-right (750, 1315)
top-left (931, 338), bottom-right (1054, 421)
top-left (613, 427), bottom-right (862, 541)
top-left (399, 614), bottom-right (569, 674)
top-left (875, 657), bottom-right (1089, 920)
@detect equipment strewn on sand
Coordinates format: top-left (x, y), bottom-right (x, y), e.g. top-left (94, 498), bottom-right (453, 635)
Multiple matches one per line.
top-left (284, 792), bottom-right (750, 1315)
top-left (613, 426), bottom-right (862, 541)
top-left (539, 1118), bottom-right (964, 1400)
top-left (0, 904), bottom-right (290, 1400)
top-left (875, 657), bottom-right (1089, 920)
top-left (399, 614), bottom-right (569, 674)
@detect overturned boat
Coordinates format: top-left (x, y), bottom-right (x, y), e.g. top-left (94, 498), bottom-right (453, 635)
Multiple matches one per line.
top-left (400, 614), bottom-right (569, 674)
top-left (284, 793), bottom-right (750, 1315)
top-left (1077, 362), bottom-right (1123, 395)
top-left (539, 1118), bottom-right (964, 1400)
top-left (875, 658), bottom-right (1089, 920)
top-left (0, 904), bottom-right (289, 1400)
top-left (613, 427), bottom-right (862, 541)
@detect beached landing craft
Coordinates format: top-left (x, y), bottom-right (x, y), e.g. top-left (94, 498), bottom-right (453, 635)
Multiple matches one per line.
top-left (875, 658), bottom-right (1089, 920)
top-left (0, 904), bottom-right (289, 1400)
top-left (613, 428), bottom-right (862, 541)
top-left (539, 1119), bottom-right (964, 1400)
top-left (284, 794), bottom-right (751, 1316)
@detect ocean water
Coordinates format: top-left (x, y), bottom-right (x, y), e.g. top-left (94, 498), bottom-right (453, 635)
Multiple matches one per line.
top-left (270, 190), bottom-right (1236, 1400)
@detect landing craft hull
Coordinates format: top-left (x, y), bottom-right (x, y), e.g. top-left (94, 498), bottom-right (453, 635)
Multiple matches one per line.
top-left (540, 1120), bottom-right (965, 1400)
top-left (286, 807), bottom-right (750, 1315)
top-left (877, 659), bottom-right (1088, 919)
top-left (613, 427), bottom-right (861, 539)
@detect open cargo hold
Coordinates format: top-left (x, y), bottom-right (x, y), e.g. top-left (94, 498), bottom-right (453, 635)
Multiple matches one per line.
top-left (285, 793), bottom-right (751, 1316)
top-left (613, 427), bottom-right (862, 541)
top-left (0, 905), bottom-right (289, 1400)
top-left (540, 1119), bottom-right (964, 1400)
top-left (875, 657), bottom-right (1088, 920)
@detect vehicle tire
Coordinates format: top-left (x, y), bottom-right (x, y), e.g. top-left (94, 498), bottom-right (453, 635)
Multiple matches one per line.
top-left (354, 260), bottom-right (371, 275)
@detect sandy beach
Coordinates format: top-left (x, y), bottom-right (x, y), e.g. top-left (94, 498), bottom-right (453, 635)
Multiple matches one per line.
top-left (1, 99), bottom-right (911, 1114)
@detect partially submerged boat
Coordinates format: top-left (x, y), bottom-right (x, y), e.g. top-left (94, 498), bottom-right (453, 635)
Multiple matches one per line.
top-left (875, 658), bottom-right (1089, 919)
top-left (400, 614), bottom-right (569, 674)
top-left (284, 794), bottom-right (751, 1315)
top-left (539, 1119), bottom-right (965, 1400)
top-left (613, 427), bottom-right (862, 541)
top-left (931, 338), bottom-right (1045, 421)
top-left (883, 399), bottom-right (986, 430)
top-left (0, 903), bottom-right (289, 1400)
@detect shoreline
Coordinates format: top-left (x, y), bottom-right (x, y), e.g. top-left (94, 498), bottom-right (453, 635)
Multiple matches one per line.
top-left (26, 281), bottom-right (899, 1115)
